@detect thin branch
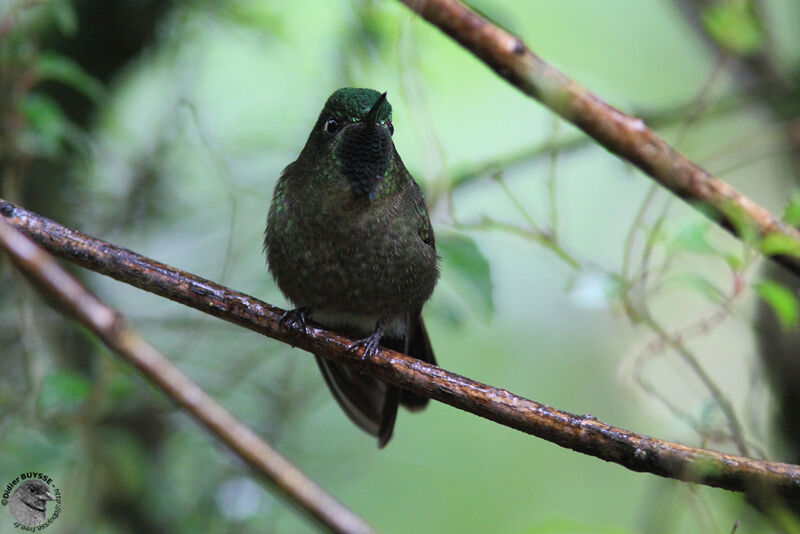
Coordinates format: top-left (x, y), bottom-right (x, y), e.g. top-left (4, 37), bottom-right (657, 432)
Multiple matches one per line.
top-left (456, 216), bottom-right (580, 270)
top-left (448, 134), bottom-right (588, 191)
top-left (396, 0), bottom-right (800, 278)
top-left (4, 199), bottom-right (800, 501)
top-left (0, 216), bottom-right (375, 534)
top-left (643, 314), bottom-right (750, 457)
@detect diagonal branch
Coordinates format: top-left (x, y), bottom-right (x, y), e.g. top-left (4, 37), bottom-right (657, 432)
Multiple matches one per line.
top-left (4, 198), bottom-right (800, 501)
top-left (397, 0), bottom-right (800, 277)
top-left (0, 217), bottom-right (374, 534)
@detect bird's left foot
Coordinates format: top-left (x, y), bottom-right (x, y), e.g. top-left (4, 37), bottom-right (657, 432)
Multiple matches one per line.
top-left (348, 327), bottom-right (384, 366)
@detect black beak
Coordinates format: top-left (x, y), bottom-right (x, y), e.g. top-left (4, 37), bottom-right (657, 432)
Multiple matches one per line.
top-left (363, 92), bottom-right (388, 126)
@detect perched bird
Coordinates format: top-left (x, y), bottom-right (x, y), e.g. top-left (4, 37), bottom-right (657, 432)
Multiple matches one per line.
top-left (265, 88), bottom-right (439, 447)
top-left (8, 480), bottom-right (55, 527)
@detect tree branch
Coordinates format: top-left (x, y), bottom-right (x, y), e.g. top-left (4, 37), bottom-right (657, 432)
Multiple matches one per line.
top-left (3, 198), bottom-right (800, 501)
top-left (397, 0), bottom-right (800, 277)
top-left (0, 216), bottom-right (375, 534)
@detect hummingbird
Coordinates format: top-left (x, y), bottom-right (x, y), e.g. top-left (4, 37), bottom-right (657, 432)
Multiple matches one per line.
top-left (264, 88), bottom-right (439, 447)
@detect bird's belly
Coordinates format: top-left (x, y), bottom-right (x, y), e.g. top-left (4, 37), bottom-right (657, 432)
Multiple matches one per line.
top-left (270, 226), bottom-right (437, 319)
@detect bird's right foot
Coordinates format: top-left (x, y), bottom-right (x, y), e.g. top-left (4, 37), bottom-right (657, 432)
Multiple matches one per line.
top-left (279, 307), bottom-right (309, 334)
top-left (348, 326), bottom-right (384, 371)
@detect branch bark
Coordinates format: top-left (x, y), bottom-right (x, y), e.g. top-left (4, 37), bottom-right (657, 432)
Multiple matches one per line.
top-left (3, 198), bottom-right (800, 501)
top-left (397, 0), bottom-right (800, 277)
top-left (0, 216), bottom-right (375, 534)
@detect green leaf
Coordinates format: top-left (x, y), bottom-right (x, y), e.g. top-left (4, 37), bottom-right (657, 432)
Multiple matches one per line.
top-left (21, 93), bottom-right (69, 157)
top-left (760, 233), bottom-right (800, 258)
top-left (669, 220), bottom-right (716, 255)
top-left (35, 53), bottom-right (105, 103)
top-left (754, 280), bottom-right (799, 330)
top-left (107, 372), bottom-right (136, 403)
top-left (50, 0), bottom-right (78, 36)
top-left (719, 200), bottom-right (759, 246)
top-left (38, 370), bottom-right (92, 415)
top-left (783, 191), bottom-right (800, 226)
top-left (701, 0), bottom-right (764, 55)
top-left (725, 253), bottom-right (743, 272)
top-left (102, 430), bottom-right (148, 496)
top-left (438, 232), bottom-right (494, 318)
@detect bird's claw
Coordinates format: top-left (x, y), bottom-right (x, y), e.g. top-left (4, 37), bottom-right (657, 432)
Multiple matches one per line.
top-left (348, 327), bottom-right (383, 370)
top-left (279, 307), bottom-right (309, 334)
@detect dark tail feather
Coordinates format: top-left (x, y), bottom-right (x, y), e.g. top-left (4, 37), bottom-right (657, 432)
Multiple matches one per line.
top-left (399, 316), bottom-right (436, 411)
top-left (377, 385), bottom-right (400, 447)
top-left (314, 355), bottom-right (385, 438)
top-left (314, 315), bottom-right (434, 447)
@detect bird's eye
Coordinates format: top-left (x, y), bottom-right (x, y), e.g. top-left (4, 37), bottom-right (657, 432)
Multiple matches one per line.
top-left (29, 486), bottom-right (35, 493)
top-left (387, 121), bottom-right (394, 135)
top-left (323, 118), bottom-right (340, 135)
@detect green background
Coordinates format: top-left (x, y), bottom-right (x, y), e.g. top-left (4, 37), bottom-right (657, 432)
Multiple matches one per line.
top-left (2, 1), bottom-right (800, 532)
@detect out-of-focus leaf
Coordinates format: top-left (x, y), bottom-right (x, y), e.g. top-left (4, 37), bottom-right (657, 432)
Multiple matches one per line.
top-left (218, 2), bottom-right (283, 34)
top-left (669, 220), bottom-right (716, 255)
top-left (438, 232), bottom-right (494, 319)
top-left (426, 294), bottom-right (468, 328)
top-left (754, 280), bottom-right (799, 330)
top-left (720, 200), bottom-right (759, 246)
top-left (107, 372), bottom-right (136, 404)
top-left (760, 233), bottom-right (800, 258)
top-left (38, 371), bottom-right (92, 415)
top-left (701, 0), bottom-right (764, 55)
top-left (50, 0), bottom-right (78, 36)
top-left (783, 191), bottom-right (800, 226)
top-left (35, 53), bottom-right (105, 103)
top-left (101, 430), bottom-right (148, 497)
top-left (664, 273), bottom-right (726, 304)
top-left (725, 253), bottom-right (743, 272)
top-left (20, 93), bottom-right (68, 157)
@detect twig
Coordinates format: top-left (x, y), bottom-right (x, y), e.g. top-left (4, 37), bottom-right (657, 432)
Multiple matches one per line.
top-left (4, 198), bottom-right (800, 500)
top-left (449, 134), bottom-right (589, 190)
top-left (643, 315), bottom-right (750, 457)
top-left (0, 216), bottom-right (375, 534)
top-left (396, 0), bottom-right (800, 278)
top-left (456, 216), bottom-right (580, 270)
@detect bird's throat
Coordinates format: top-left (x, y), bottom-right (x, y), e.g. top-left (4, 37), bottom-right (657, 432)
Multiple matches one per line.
top-left (335, 123), bottom-right (392, 197)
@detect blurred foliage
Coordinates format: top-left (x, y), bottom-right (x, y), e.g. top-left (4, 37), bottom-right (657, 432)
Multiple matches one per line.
top-left (2, 0), bottom-right (800, 533)
top-left (754, 280), bottom-right (798, 331)
top-left (701, 0), bottom-right (765, 55)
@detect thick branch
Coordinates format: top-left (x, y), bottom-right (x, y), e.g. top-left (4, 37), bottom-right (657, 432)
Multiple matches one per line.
top-left (3, 198), bottom-right (800, 500)
top-left (397, 0), bottom-right (800, 277)
top-left (0, 217), bottom-right (374, 534)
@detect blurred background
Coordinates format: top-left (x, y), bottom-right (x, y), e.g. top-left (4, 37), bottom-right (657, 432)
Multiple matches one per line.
top-left (2, 0), bottom-right (800, 532)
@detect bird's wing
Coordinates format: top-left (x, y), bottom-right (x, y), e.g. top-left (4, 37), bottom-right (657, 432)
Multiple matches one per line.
top-left (411, 181), bottom-right (435, 249)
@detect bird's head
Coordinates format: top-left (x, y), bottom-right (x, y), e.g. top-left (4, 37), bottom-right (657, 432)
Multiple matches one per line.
top-left (305, 88), bottom-right (396, 197)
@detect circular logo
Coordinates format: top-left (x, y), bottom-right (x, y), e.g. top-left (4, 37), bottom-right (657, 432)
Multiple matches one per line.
top-left (2, 472), bottom-right (61, 530)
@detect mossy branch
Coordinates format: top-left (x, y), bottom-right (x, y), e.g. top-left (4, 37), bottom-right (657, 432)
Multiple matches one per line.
top-left (0, 211), bottom-right (375, 534)
top-left (3, 198), bottom-right (800, 503)
top-left (397, 0), bottom-right (800, 276)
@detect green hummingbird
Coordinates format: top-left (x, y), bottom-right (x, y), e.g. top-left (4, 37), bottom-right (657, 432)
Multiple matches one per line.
top-left (264, 88), bottom-right (439, 447)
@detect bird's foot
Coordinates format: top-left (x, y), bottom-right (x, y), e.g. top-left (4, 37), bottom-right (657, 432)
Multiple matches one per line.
top-left (279, 307), bottom-right (309, 334)
top-left (348, 327), bottom-right (384, 369)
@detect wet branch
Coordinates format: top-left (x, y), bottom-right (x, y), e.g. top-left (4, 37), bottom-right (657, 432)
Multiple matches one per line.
top-left (0, 214), bottom-right (375, 534)
top-left (397, 0), bottom-right (800, 277)
top-left (3, 198), bottom-right (800, 501)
